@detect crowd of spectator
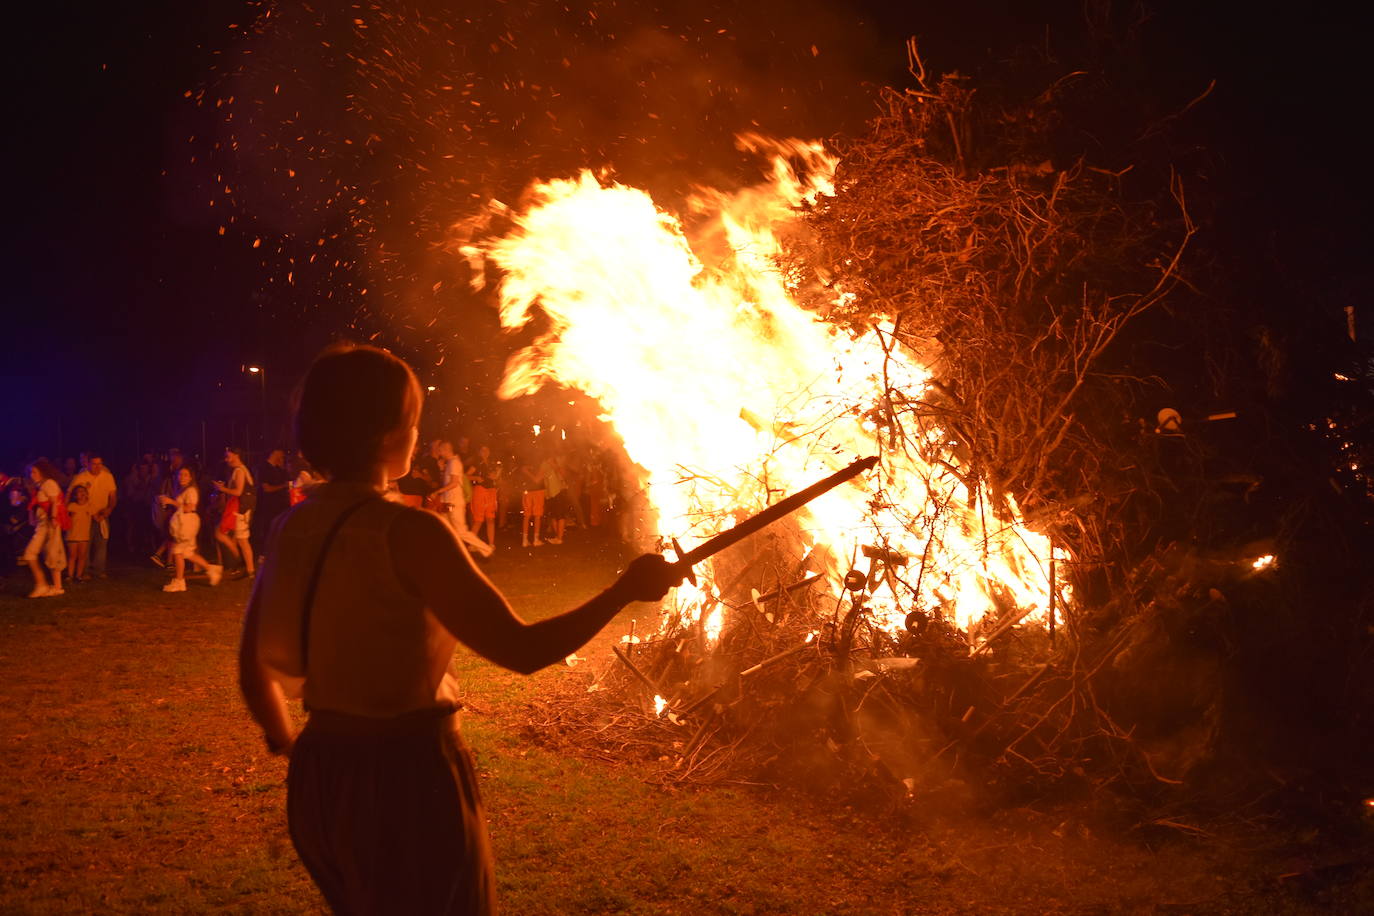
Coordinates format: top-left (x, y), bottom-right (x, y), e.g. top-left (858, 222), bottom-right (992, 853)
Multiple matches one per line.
top-left (3, 431), bottom-right (626, 598)
top-left (388, 433), bottom-right (620, 554)
top-left (2, 447), bottom-right (322, 597)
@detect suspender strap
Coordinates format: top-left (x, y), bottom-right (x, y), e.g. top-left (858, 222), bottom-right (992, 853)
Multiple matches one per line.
top-left (300, 498), bottom-right (374, 671)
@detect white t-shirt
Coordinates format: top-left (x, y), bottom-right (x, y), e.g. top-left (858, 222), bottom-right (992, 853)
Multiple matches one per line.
top-left (34, 478), bottom-right (61, 522)
top-left (177, 485), bottom-right (199, 514)
top-left (441, 457), bottom-right (464, 506)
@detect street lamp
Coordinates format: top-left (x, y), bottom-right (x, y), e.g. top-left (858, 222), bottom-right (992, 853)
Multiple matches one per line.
top-left (243, 364), bottom-right (267, 455)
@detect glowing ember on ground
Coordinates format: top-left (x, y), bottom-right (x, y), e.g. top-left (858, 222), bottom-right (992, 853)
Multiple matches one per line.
top-left (476, 136), bottom-right (1054, 635)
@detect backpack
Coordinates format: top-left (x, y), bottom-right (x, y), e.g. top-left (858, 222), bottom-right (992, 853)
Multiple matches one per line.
top-left (238, 474), bottom-right (257, 513)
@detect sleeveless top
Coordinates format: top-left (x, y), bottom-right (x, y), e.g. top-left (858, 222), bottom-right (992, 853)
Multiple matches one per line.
top-left (256, 481), bottom-right (461, 717)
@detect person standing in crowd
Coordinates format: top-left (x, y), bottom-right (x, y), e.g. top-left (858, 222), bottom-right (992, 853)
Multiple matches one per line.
top-left (563, 444), bottom-right (587, 531)
top-left (24, 459), bottom-right (67, 598)
top-left (394, 442), bottom-right (435, 508)
top-left (541, 448), bottom-right (571, 545)
top-left (214, 446), bottom-right (256, 578)
top-left (290, 453), bottom-right (324, 506)
top-left (140, 452), bottom-right (163, 553)
top-left (158, 466), bottom-right (222, 592)
top-left (584, 445), bottom-right (609, 530)
top-left (415, 439), bottom-right (443, 491)
top-left (519, 451), bottom-right (546, 548)
top-left (150, 448), bottom-right (185, 567)
top-left (237, 343), bottom-right (680, 915)
top-left (432, 440), bottom-right (492, 558)
top-left (455, 436), bottom-right (474, 524)
top-left (65, 484), bottom-right (94, 582)
top-left (253, 448), bottom-right (292, 564)
top-left (495, 435), bottom-right (519, 532)
top-left (68, 454), bottom-right (116, 578)
top-left (56, 458), bottom-right (77, 491)
top-left (120, 456), bottom-right (153, 555)
top-left (3, 482), bottom-right (32, 570)
top-left (467, 443), bottom-right (502, 551)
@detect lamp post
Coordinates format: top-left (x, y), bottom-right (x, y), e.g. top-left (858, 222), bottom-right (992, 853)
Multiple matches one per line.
top-left (245, 365), bottom-right (267, 457)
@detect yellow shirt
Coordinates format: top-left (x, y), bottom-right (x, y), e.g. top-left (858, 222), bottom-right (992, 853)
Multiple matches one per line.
top-left (68, 469), bottom-right (117, 514)
top-left (67, 502), bottom-right (94, 541)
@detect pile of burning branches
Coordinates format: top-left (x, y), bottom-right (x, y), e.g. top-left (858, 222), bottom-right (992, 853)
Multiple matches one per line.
top-left (528, 521), bottom-right (1204, 801)
top-left (511, 43), bottom-right (1236, 804)
top-left (796, 40), bottom-right (1196, 551)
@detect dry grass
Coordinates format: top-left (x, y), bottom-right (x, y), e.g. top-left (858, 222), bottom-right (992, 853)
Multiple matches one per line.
top-left (1, 539), bottom-right (1368, 914)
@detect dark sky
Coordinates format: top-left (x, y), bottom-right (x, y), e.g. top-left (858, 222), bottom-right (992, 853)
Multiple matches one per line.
top-left (2, 1), bottom-right (1365, 469)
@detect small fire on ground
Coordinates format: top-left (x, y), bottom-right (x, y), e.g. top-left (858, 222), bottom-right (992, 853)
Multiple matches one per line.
top-left (470, 135), bottom-right (1055, 641)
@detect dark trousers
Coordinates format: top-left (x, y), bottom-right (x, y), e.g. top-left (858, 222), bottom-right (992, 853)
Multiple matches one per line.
top-left (90, 519), bottom-right (108, 574)
top-left (287, 707), bottom-right (495, 915)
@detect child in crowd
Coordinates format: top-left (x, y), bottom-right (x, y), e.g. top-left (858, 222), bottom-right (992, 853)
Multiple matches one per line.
top-left (519, 453), bottom-right (546, 548)
top-left (66, 485), bottom-right (93, 582)
top-left (159, 466), bottom-right (222, 592)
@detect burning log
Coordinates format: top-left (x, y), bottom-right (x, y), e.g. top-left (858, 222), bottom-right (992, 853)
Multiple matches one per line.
top-left (611, 644), bottom-right (666, 701)
top-left (739, 636), bottom-right (817, 679)
top-left (723, 573), bottom-right (825, 616)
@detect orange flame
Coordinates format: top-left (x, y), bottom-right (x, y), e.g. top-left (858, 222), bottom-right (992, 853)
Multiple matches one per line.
top-left (478, 136), bottom-right (1053, 635)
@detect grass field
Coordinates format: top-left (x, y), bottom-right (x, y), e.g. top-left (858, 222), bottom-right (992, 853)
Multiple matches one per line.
top-left (1, 537), bottom-right (1369, 914)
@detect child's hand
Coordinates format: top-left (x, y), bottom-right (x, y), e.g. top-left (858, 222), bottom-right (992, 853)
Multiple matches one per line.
top-left (611, 554), bottom-right (686, 603)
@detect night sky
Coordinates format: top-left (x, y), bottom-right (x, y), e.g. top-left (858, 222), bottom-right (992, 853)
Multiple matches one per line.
top-left (2, 0), bottom-right (1365, 471)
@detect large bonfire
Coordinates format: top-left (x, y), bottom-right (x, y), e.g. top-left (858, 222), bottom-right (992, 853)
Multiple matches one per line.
top-left (478, 135), bottom-right (1054, 642)
top-left (455, 136), bottom-right (1080, 793)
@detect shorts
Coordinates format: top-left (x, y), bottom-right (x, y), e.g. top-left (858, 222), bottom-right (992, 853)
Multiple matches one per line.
top-left (521, 489), bottom-right (545, 516)
top-left (170, 512), bottom-right (201, 557)
top-left (23, 520), bottom-right (67, 570)
top-left (220, 509), bottom-right (251, 538)
top-left (470, 486), bottom-right (497, 523)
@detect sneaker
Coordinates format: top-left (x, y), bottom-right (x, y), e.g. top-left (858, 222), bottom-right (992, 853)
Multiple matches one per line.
top-left (532, 539), bottom-right (544, 547)
top-left (547, 537), bottom-right (563, 545)
top-left (207, 565), bottom-right (223, 587)
top-left (521, 537), bottom-right (530, 548)
top-left (27, 585), bottom-right (51, 598)
top-left (149, 554), bottom-right (166, 568)
top-left (45, 587), bottom-right (65, 597)
top-left (228, 568), bottom-right (247, 581)
top-left (162, 578), bottom-right (187, 593)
